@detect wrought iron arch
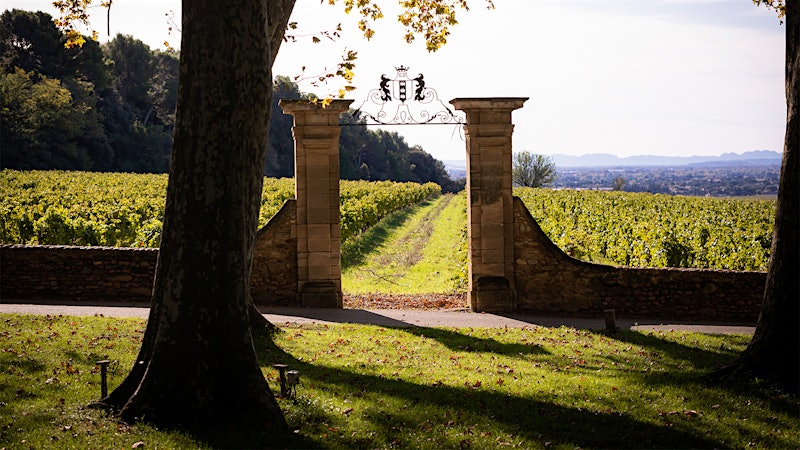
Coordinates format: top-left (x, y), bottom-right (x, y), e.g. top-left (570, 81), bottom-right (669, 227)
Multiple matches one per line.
top-left (342, 65), bottom-right (465, 127)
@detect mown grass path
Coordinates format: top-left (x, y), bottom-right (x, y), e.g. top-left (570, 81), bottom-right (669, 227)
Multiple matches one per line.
top-left (342, 193), bottom-right (468, 295)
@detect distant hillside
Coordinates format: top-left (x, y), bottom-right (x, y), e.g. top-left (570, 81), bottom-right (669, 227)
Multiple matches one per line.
top-left (549, 150), bottom-right (781, 168)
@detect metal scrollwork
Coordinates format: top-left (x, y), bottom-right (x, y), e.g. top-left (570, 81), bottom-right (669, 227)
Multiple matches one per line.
top-left (344, 65), bottom-right (464, 126)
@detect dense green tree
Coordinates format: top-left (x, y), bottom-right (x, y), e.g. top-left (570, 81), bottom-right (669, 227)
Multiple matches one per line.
top-left (104, 34), bottom-right (154, 119)
top-left (0, 68), bottom-right (111, 169)
top-left (265, 75), bottom-right (304, 177)
top-left (612, 176), bottom-right (626, 191)
top-left (513, 151), bottom-right (558, 188)
top-left (0, 9), bottom-right (108, 88)
top-left (148, 50), bottom-right (179, 127)
top-left (0, 10), bottom-right (65, 78)
top-left (0, 8), bottom-right (453, 181)
top-left (99, 34), bottom-right (175, 172)
top-left (0, 10), bottom-right (173, 172)
top-left (0, 8), bottom-right (112, 172)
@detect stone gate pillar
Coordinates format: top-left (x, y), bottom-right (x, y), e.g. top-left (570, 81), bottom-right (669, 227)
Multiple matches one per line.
top-left (451, 97), bottom-right (528, 312)
top-left (279, 99), bottom-right (353, 307)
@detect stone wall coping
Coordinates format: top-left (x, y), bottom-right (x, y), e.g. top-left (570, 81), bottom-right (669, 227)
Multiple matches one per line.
top-left (0, 244), bottom-right (157, 252)
top-left (450, 97), bottom-right (529, 110)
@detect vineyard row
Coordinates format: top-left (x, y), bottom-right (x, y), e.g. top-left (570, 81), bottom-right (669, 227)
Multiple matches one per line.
top-left (1, 171), bottom-right (775, 271)
top-left (1, 171), bottom-right (439, 249)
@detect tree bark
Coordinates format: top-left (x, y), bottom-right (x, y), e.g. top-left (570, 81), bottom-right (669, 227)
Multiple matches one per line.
top-left (715, 0), bottom-right (799, 394)
top-left (246, 0), bottom-right (298, 333)
top-left (101, 0), bottom-right (290, 430)
top-left (269, 0), bottom-right (297, 62)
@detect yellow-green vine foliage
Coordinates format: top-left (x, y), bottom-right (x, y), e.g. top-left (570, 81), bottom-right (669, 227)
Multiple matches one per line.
top-left (0, 171), bottom-right (439, 248)
top-left (515, 187), bottom-right (774, 271)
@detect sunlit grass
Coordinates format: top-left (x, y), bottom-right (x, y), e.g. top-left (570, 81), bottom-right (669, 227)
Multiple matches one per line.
top-left (2, 314), bottom-right (797, 449)
top-left (269, 325), bottom-right (797, 449)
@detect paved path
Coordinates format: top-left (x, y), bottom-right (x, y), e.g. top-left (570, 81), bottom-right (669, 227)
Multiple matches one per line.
top-left (0, 301), bottom-right (755, 334)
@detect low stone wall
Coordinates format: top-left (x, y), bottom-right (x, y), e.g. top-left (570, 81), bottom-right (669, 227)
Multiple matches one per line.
top-left (251, 200), bottom-right (298, 305)
top-left (0, 244), bottom-right (158, 302)
top-left (513, 197), bottom-right (767, 323)
top-left (0, 200), bottom-right (300, 305)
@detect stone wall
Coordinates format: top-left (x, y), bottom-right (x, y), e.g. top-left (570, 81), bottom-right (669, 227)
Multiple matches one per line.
top-left (513, 197), bottom-right (767, 323)
top-left (0, 245), bottom-right (158, 302)
top-left (251, 200), bottom-right (298, 305)
top-left (0, 200), bottom-right (300, 305)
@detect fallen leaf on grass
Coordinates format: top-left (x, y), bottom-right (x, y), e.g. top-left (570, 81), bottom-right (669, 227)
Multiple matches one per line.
top-left (132, 441), bottom-right (145, 448)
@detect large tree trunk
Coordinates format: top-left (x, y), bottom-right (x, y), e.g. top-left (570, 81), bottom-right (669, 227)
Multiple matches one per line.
top-left (248, 0), bottom-right (297, 332)
top-left (716, 0), bottom-right (799, 394)
top-left (100, 0), bottom-right (290, 429)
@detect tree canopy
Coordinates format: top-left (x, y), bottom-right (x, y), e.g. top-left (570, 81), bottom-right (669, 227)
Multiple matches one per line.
top-left (1, 9), bottom-right (461, 190)
top-left (1, 9), bottom-right (176, 172)
top-left (512, 151), bottom-right (558, 188)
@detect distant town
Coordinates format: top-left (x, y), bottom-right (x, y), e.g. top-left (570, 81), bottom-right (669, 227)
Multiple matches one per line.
top-left (552, 165), bottom-right (779, 197)
top-left (444, 150), bottom-right (782, 197)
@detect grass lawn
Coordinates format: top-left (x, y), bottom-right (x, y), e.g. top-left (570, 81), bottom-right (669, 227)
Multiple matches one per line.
top-left (1, 314), bottom-right (798, 449)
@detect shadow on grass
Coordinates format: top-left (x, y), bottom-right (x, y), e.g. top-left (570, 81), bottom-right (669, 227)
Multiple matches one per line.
top-left (601, 332), bottom-right (800, 414)
top-left (341, 199), bottom-right (432, 270)
top-left (255, 331), bottom-right (724, 449)
top-left (597, 330), bottom-right (749, 373)
top-left (0, 351), bottom-right (46, 373)
top-left (401, 327), bottom-right (549, 356)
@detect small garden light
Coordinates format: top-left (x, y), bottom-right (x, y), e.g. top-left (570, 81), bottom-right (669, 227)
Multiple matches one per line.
top-left (95, 360), bottom-right (111, 398)
top-left (273, 364), bottom-right (289, 397)
top-left (286, 370), bottom-right (300, 399)
top-left (273, 364), bottom-right (300, 399)
top-left (604, 309), bottom-right (617, 333)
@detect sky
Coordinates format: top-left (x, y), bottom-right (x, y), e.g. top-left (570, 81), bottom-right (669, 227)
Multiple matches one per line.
top-left (6, 0), bottom-right (786, 162)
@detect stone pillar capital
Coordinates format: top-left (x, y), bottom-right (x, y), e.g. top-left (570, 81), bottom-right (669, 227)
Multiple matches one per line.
top-left (450, 97), bottom-right (528, 112)
top-left (279, 99), bottom-right (354, 126)
top-left (450, 97), bottom-right (528, 125)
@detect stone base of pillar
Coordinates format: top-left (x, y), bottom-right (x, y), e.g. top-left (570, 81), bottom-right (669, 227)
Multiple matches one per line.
top-left (299, 280), bottom-right (342, 308)
top-left (471, 276), bottom-right (516, 312)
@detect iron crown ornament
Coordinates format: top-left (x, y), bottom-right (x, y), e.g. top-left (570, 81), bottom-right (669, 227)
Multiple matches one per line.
top-left (346, 65), bottom-right (464, 126)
